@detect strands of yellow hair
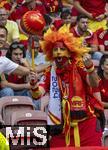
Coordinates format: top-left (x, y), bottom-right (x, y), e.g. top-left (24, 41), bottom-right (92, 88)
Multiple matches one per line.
top-left (40, 24), bottom-right (90, 61)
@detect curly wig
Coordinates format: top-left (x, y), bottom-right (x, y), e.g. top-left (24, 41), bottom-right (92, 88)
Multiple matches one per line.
top-left (40, 24), bottom-right (90, 61)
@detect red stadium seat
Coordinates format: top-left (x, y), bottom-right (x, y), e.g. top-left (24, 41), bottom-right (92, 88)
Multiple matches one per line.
top-left (104, 109), bottom-right (108, 128)
top-left (0, 96), bottom-right (35, 125)
top-left (11, 110), bottom-right (47, 125)
top-left (102, 129), bottom-right (108, 146)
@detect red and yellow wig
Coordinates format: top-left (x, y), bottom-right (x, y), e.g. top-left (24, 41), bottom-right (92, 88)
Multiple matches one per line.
top-left (40, 24), bottom-right (90, 61)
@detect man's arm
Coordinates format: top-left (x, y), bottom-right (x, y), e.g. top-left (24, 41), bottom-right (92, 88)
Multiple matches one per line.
top-left (67, 0), bottom-right (73, 5)
top-left (62, 0), bottom-right (73, 7)
top-left (29, 71), bottom-right (45, 99)
top-left (73, 0), bottom-right (93, 19)
top-left (1, 74), bottom-right (30, 90)
top-left (12, 65), bottom-right (30, 76)
top-left (83, 53), bottom-right (99, 87)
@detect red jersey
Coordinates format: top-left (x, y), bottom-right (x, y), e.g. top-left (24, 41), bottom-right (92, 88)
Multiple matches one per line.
top-left (92, 78), bottom-right (108, 102)
top-left (99, 79), bottom-right (108, 102)
top-left (38, 64), bottom-right (98, 117)
top-left (74, 0), bottom-right (106, 17)
top-left (43, 0), bottom-right (62, 13)
top-left (98, 29), bottom-right (108, 51)
top-left (14, 3), bottom-right (47, 21)
top-left (70, 26), bottom-right (97, 46)
top-left (6, 74), bottom-right (26, 84)
top-left (39, 65), bottom-right (87, 92)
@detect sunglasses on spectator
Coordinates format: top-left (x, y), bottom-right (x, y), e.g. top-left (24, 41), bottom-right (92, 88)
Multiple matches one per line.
top-left (0, 14), bottom-right (8, 17)
top-left (11, 44), bottom-right (25, 49)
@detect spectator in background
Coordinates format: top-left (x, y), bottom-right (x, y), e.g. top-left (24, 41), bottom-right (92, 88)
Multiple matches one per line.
top-left (0, 25), bottom-right (9, 56)
top-left (67, 0), bottom-right (108, 32)
top-left (0, 26), bottom-right (31, 97)
top-left (70, 14), bottom-right (103, 61)
top-left (48, 8), bottom-right (72, 31)
top-left (14, 0), bottom-right (47, 23)
top-left (0, 41), bottom-right (31, 97)
top-left (98, 16), bottom-right (108, 55)
top-left (0, 0), bottom-right (8, 8)
top-left (0, 26), bottom-right (29, 76)
top-left (42, 0), bottom-right (63, 16)
top-left (60, 7), bottom-right (72, 25)
top-left (0, 7), bottom-right (20, 44)
top-left (13, 0), bottom-right (47, 48)
top-left (97, 54), bottom-right (108, 108)
top-left (3, 0), bottom-right (23, 21)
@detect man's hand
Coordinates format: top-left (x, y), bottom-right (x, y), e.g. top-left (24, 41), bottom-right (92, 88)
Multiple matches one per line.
top-left (95, 14), bottom-right (105, 22)
top-left (29, 70), bottom-right (38, 87)
top-left (82, 53), bottom-right (92, 68)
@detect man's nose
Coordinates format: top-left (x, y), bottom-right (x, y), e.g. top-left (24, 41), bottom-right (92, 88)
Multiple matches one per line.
top-left (57, 48), bottom-right (61, 53)
top-left (17, 55), bottom-right (21, 59)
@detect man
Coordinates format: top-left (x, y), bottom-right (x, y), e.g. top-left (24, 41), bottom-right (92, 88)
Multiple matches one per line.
top-left (0, 7), bottom-right (20, 44)
top-left (0, 26), bottom-right (30, 98)
top-left (12, 0), bottom-right (46, 47)
top-left (29, 26), bottom-right (103, 147)
top-left (43, 0), bottom-right (63, 14)
top-left (70, 14), bottom-right (103, 60)
top-left (0, 26), bottom-right (29, 75)
top-left (67, 0), bottom-right (108, 32)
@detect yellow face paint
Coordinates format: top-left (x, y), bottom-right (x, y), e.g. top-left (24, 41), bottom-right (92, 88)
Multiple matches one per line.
top-left (53, 47), bottom-right (70, 58)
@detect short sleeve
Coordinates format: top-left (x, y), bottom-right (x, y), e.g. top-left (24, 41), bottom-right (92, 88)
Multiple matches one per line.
top-left (0, 56), bottom-right (19, 74)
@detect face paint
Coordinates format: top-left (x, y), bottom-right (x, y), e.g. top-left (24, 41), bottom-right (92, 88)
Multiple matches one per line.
top-left (55, 56), bottom-right (69, 67)
top-left (53, 41), bottom-right (70, 67)
top-left (53, 41), bottom-right (70, 58)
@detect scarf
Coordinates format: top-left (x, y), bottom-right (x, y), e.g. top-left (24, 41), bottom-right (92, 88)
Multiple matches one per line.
top-left (56, 60), bottom-right (87, 119)
top-left (48, 60), bottom-right (88, 146)
top-left (47, 65), bottom-right (61, 125)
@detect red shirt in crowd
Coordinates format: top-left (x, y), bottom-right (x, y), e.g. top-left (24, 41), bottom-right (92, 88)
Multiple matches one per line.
top-left (97, 29), bottom-right (108, 51)
top-left (72, 0), bottom-right (106, 17)
top-left (43, 0), bottom-right (63, 13)
top-left (93, 78), bottom-right (108, 103)
top-left (99, 79), bottom-right (108, 102)
top-left (12, 3), bottom-right (47, 21)
top-left (6, 74), bottom-right (26, 85)
top-left (70, 26), bottom-right (97, 46)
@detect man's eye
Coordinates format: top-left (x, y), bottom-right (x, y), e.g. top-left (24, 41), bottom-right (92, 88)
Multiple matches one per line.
top-left (53, 48), bottom-right (58, 51)
top-left (61, 48), bottom-right (66, 51)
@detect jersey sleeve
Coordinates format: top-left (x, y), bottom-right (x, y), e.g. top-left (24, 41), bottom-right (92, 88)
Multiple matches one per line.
top-left (0, 57), bottom-right (19, 74)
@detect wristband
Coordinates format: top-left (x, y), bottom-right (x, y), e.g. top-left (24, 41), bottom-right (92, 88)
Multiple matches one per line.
top-left (86, 65), bottom-right (95, 73)
top-left (30, 79), bottom-right (37, 86)
top-left (31, 86), bottom-right (39, 92)
top-left (85, 62), bottom-right (93, 69)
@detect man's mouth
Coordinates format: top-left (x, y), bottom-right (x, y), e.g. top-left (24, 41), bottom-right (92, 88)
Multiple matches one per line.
top-left (55, 56), bottom-right (69, 67)
top-left (56, 57), bottom-right (63, 62)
